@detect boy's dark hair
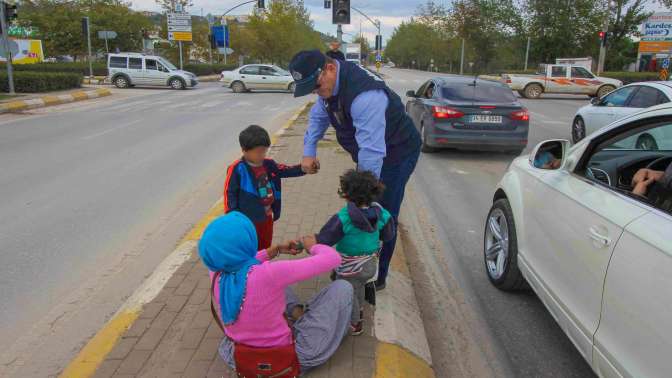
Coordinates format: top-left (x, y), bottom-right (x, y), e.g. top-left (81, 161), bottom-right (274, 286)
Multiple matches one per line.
top-left (338, 169), bottom-right (385, 207)
top-left (239, 125), bottom-right (271, 151)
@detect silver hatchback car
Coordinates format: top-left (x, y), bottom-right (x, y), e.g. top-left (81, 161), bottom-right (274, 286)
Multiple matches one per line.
top-left (108, 53), bottom-right (198, 90)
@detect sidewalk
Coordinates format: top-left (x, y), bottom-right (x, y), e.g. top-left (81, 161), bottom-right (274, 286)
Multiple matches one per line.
top-left (0, 86), bottom-right (111, 113)
top-left (70, 104), bottom-right (434, 378)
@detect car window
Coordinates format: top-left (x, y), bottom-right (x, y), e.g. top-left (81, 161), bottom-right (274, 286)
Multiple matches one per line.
top-left (109, 56), bottom-right (127, 68)
top-left (658, 91), bottom-right (670, 105)
top-left (582, 120), bottom-right (672, 212)
top-left (129, 57), bottom-right (142, 69)
top-left (259, 66), bottom-right (278, 76)
top-left (441, 83), bottom-right (516, 103)
top-left (628, 86), bottom-right (665, 108)
top-left (551, 66), bottom-right (567, 77)
top-left (416, 81), bottom-right (430, 97)
top-left (571, 67), bottom-right (594, 78)
top-left (602, 86), bottom-right (637, 107)
top-left (240, 66), bottom-right (260, 75)
top-left (145, 59), bottom-right (158, 70)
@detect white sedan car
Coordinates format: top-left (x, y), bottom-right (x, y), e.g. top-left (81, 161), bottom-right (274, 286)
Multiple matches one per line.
top-left (572, 81), bottom-right (672, 144)
top-left (485, 103), bottom-right (672, 378)
top-left (220, 64), bottom-right (295, 93)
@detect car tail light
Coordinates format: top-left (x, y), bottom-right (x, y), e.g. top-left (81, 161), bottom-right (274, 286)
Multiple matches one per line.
top-left (502, 74), bottom-right (512, 84)
top-left (480, 106), bottom-right (496, 109)
top-left (510, 109), bottom-right (529, 121)
top-left (432, 106), bottom-right (464, 119)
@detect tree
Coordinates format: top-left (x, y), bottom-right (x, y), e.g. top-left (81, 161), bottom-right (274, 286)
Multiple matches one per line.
top-left (605, 0), bottom-right (651, 70)
top-left (385, 20), bottom-right (445, 69)
top-left (240, 0), bottom-right (323, 66)
top-left (154, 0), bottom-right (193, 12)
top-left (19, 0), bottom-right (153, 59)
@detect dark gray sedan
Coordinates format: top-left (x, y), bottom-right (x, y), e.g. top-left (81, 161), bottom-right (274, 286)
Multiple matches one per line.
top-left (406, 76), bottom-right (530, 153)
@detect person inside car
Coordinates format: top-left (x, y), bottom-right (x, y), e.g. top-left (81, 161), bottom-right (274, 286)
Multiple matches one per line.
top-left (631, 164), bottom-right (672, 197)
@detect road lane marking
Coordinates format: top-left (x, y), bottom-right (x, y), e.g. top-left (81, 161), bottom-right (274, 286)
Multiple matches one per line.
top-left (81, 119), bottom-right (141, 140)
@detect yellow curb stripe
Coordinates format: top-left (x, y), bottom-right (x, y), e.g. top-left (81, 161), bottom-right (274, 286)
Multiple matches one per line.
top-left (71, 92), bottom-right (88, 101)
top-left (95, 88), bottom-right (112, 97)
top-left (374, 342), bottom-right (435, 378)
top-left (42, 95), bottom-right (61, 105)
top-left (59, 310), bottom-right (139, 378)
top-left (6, 100), bottom-right (27, 110)
top-left (180, 199), bottom-right (224, 244)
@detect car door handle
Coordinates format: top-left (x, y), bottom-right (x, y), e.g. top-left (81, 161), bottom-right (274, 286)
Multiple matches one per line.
top-left (588, 227), bottom-right (611, 248)
top-left (262, 77), bottom-right (267, 79)
top-left (241, 75), bottom-right (246, 78)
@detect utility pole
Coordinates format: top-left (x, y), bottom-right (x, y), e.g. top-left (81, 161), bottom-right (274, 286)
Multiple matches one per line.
top-left (524, 36), bottom-right (530, 71)
top-left (84, 16), bottom-right (93, 78)
top-left (337, 24), bottom-right (343, 43)
top-left (460, 38), bottom-right (465, 75)
top-left (597, 1), bottom-right (611, 75)
top-left (0, 1), bottom-right (14, 94)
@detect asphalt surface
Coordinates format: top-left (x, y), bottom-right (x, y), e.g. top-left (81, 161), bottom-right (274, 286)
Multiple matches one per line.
top-left (0, 82), bottom-right (307, 376)
top-left (383, 68), bottom-right (595, 377)
top-left (1, 69), bottom-right (595, 377)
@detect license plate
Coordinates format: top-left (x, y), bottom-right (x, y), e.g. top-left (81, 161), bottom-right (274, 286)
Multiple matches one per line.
top-left (470, 115), bottom-right (502, 123)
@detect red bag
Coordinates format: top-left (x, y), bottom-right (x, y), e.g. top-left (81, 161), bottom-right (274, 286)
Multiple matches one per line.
top-left (210, 272), bottom-right (300, 378)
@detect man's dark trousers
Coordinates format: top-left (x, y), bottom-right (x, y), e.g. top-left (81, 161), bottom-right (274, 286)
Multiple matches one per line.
top-left (377, 145), bottom-right (421, 286)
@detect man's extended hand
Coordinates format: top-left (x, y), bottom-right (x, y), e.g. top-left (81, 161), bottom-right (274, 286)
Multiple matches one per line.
top-left (301, 156), bottom-right (320, 174)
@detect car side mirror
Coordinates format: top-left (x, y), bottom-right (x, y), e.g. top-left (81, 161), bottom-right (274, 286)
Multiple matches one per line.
top-left (529, 139), bottom-right (570, 170)
top-left (406, 90), bottom-right (417, 98)
top-left (590, 97), bottom-right (601, 106)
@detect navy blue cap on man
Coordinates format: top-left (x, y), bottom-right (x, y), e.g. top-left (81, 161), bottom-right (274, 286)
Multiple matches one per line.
top-left (288, 50), bottom-right (326, 97)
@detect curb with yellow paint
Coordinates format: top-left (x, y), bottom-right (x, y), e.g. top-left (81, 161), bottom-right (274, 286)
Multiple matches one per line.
top-left (0, 88), bottom-right (112, 113)
top-left (58, 101), bottom-right (312, 378)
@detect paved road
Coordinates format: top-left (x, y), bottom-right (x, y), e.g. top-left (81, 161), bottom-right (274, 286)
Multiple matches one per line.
top-left (0, 82), bottom-right (307, 376)
top-left (382, 68), bottom-right (595, 377)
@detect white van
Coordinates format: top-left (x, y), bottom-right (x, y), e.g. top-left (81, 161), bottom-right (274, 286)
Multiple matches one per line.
top-left (107, 52), bottom-right (198, 89)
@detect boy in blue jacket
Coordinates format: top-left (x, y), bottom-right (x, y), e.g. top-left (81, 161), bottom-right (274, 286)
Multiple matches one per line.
top-left (224, 125), bottom-right (305, 249)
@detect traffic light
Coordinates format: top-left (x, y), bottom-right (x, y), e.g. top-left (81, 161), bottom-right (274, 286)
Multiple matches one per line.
top-left (375, 35), bottom-right (382, 51)
top-left (81, 16), bottom-right (89, 36)
top-left (209, 34), bottom-right (216, 49)
top-left (324, 0), bottom-right (331, 9)
top-left (4, 1), bottom-right (16, 23)
top-left (599, 30), bottom-right (608, 46)
top-left (257, 0), bottom-right (264, 9)
top-left (332, 0), bottom-right (350, 25)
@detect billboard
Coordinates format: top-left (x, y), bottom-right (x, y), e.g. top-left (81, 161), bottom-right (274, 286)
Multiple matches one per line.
top-left (0, 39), bottom-right (44, 64)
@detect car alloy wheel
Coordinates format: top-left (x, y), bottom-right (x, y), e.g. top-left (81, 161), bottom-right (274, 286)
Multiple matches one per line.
top-left (170, 78), bottom-right (185, 90)
top-left (420, 124), bottom-right (437, 153)
top-left (114, 76), bottom-right (128, 89)
top-left (524, 84), bottom-right (542, 99)
top-left (572, 117), bottom-right (585, 143)
top-left (485, 208), bottom-right (509, 280)
top-left (232, 81), bottom-right (245, 93)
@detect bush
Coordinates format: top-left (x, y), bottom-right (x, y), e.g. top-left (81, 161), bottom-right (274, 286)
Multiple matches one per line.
top-left (0, 71), bottom-right (82, 92)
top-left (0, 62), bottom-right (108, 76)
top-left (183, 63), bottom-right (239, 76)
top-left (0, 62), bottom-right (240, 77)
top-left (600, 71), bottom-right (661, 84)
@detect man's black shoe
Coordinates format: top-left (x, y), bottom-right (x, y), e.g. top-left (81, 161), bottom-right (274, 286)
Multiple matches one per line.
top-left (375, 282), bottom-right (386, 291)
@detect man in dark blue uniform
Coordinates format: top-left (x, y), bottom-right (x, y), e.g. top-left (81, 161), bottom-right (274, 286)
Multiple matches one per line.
top-left (288, 50), bottom-right (421, 290)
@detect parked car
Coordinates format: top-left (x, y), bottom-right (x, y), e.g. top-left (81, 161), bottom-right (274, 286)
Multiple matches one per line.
top-left (405, 76), bottom-right (529, 154)
top-left (484, 103), bottom-right (672, 378)
top-left (572, 81), bottom-right (672, 144)
top-left (502, 64), bottom-right (622, 99)
top-left (107, 52), bottom-right (197, 90)
top-left (220, 64), bottom-right (295, 93)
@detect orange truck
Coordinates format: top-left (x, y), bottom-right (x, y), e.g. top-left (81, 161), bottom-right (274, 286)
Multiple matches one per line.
top-left (502, 64), bottom-right (622, 99)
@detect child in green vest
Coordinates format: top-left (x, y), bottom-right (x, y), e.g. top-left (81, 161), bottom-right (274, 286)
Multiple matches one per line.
top-left (316, 169), bottom-right (396, 335)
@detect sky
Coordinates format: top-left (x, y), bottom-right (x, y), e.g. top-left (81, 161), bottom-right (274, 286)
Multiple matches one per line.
top-left (131, 0), bottom-right (668, 45)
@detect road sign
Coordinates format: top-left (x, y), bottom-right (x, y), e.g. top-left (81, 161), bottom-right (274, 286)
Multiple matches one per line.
top-left (376, 53), bottom-right (382, 62)
top-left (167, 12), bottom-right (192, 41)
top-left (663, 58), bottom-right (670, 69)
top-left (97, 30), bottom-right (117, 39)
top-left (218, 47), bottom-right (234, 54)
top-left (168, 31), bottom-right (192, 41)
top-left (211, 25), bottom-right (229, 48)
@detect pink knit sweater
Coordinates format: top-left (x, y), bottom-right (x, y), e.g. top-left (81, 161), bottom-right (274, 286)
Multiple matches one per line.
top-left (209, 244), bottom-right (341, 347)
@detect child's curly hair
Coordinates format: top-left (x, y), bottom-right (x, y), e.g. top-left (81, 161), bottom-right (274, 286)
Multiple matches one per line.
top-left (338, 169), bottom-right (385, 207)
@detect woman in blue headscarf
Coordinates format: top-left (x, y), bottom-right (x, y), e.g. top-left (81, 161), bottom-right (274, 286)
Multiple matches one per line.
top-left (199, 211), bottom-right (353, 372)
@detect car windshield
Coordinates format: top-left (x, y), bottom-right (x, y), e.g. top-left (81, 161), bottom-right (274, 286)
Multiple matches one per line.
top-left (441, 82), bottom-right (517, 103)
top-left (158, 58), bottom-right (177, 71)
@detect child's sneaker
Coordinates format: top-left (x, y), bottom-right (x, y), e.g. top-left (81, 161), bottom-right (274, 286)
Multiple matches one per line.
top-left (350, 321), bottom-right (364, 336)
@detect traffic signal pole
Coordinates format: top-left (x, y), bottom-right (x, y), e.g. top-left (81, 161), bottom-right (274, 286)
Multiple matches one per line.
top-left (0, 1), bottom-right (15, 94)
top-left (597, 2), bottom-right (610, 75)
